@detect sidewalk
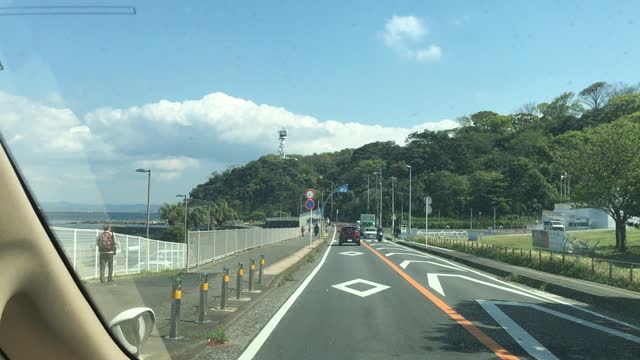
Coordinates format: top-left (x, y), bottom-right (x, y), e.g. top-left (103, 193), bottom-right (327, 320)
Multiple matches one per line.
top-left (85, 232), bottom-right (328, 359)
top-left (397, 239), bottom-right (640, 321)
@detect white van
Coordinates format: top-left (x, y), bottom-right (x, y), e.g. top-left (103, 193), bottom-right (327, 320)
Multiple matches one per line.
top-left (543, 220), bottom-right (565, 231)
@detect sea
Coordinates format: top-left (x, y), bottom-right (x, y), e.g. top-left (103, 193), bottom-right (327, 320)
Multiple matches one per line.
top-left (45, 211), bottom-right (165, 230)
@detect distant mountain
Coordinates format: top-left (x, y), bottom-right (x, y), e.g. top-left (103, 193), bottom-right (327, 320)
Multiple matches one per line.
top-left (41, 202), bottom-right (162, 213)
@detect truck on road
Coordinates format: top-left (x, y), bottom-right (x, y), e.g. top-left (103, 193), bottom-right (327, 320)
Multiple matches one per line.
top-left (360, 214), bottom-right (377, 239)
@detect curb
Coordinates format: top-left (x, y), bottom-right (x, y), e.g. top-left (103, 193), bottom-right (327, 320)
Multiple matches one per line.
top-left (169, 234), bottom-right (331, 360)
top-left (397, 240), bottom-right (640, 321)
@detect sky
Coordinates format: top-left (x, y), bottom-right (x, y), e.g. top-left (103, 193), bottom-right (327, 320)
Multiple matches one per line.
top-left (0, 0), bottom-right (638, 206)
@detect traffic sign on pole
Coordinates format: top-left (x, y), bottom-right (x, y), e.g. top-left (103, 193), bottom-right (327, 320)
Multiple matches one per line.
top-left (305, 189), bottom-right (316, 200)
top-left (304, 199), bottom-right (315, 210)
top-left (426, 196), bottom-right (432, 205)
top-left (426, 205), bottom-right (433, 215)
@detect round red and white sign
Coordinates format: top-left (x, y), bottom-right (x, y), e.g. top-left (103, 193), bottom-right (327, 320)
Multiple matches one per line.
top-left (305, 189), bottom-right (315, 199)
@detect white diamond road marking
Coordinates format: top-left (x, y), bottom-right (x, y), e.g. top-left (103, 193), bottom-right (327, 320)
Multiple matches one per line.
top-left (332, 278), bottom-right (390, 298)
top-left (339, 251), bottom-right (364, 256)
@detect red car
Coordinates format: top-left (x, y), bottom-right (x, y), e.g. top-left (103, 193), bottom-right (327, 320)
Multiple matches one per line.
top-left (339, 226), bottom-right (361, 246)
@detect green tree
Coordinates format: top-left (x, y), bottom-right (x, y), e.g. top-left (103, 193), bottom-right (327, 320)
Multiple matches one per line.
top-left (599, 93), bottom-right (640, 124)
top-left (468, 171), bottom-right (510, 215)
top-left (555, 119), bottom-right (640, 250)
top-left (579, 81), bottom-right (611, 124)
top-left (162, 224), bottom-right (186, 243)
top-left (159, 203), bottom-right (184, 226)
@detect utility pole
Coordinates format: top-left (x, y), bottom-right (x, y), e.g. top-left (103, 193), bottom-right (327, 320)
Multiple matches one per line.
top-left (406, 165), bottom-right (412, 233)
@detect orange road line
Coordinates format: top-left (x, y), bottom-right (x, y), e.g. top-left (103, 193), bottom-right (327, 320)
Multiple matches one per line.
top-left (362, 241), bottom-right (519, 360)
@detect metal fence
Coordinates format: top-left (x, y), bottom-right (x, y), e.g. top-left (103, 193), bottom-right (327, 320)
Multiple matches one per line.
top-left (187, 227), bottom-right (300, 268)
top-left (52, 227), bottom-right (186, 280)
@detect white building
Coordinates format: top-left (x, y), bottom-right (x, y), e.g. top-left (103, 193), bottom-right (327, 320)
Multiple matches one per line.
top-left (542, 203), bottom-right (615, 230)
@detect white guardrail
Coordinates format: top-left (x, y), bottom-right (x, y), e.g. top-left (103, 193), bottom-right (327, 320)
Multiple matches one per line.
top-left (414, 230), bottom-right (469, 239)
top-left (52, 227), bottom-right (187, 280)
top-left (187, 227), bottom-right (300, 267)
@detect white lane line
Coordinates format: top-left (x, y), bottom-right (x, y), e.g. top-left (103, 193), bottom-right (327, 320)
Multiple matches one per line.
top-left (399, 260), bottom-right (466, 272)
top-left (371, 242), bottom-right (401, 247)
top-left (478, 300), bottom-right (559, 360)
top-left (425, 261), bottom-right (467, 271)
top-left (428, 274), bottom-right (547, 301)
top-left (383, 239), bottom-right (453, 252)
top-left (390, 241), bottom-right (640, 331)
top-left (385, 252), bottom-right (431, 258)
top-left (371, 247), bottom-right (404, 251)
top-left (489, 301), bottom-right (640, 344)
top-left (427, 274), bottom-right (446, 296)
top-left (238, 228), bottom-right (337, 360)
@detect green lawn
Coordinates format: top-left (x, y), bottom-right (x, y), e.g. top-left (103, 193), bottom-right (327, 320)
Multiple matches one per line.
top-left (481, 229), bottom-right (640, 263)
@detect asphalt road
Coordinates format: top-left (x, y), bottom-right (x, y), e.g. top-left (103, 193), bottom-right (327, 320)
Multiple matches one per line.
top-left (237, 234), bottom-right (640, 360)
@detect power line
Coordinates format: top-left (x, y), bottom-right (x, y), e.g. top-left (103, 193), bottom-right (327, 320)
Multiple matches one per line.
top-left (0, 5), bottom-right (136, 16)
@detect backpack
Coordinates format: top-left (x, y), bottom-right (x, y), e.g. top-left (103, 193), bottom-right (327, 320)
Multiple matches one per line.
top-left (98, 231), bottom-right (115, 253)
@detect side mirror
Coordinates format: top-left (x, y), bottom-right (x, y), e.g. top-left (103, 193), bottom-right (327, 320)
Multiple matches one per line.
top-left (109, 307), bottom-right (156, 357)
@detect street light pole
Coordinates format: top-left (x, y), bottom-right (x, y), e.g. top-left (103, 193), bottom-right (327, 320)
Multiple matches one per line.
top-left (425, 196), bottom-right (429, 246)
top-left (373, 170), bottom-right (382, 226)
top-left (380, 170), bottom-right (383, 227)
top-left (390, 177), bottom-right (396, 237)
top-left (176, 194), bottom-right (188, 271)
top-left (330, 181), bottom-right (334, 220)
top-left (493, 207), bottom-right (496, 230)
top-left (470, 207), bottom-right (473, 230)
top-left (405, 165), bottom-right (412, 234)
top-left (136, 169), bottom-right (151, 239)
top-left (367, 175), bottom-right (370, 213)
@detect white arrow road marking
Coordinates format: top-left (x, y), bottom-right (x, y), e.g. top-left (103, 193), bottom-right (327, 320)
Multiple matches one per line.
top-left (386, 252), bottom-right (431, 258)
top-left (426, 274), bottom-right (548, 301)
top-left (478, 300), bottom-right (559, 360)
top-left (400, 260), bottom-right (467, 272)
top-left (390, 240), bottom-right (640, 331)
top-left (427, 273), bottom-right (446, 296)
top-left (486, 301), bottom-right (640, 344)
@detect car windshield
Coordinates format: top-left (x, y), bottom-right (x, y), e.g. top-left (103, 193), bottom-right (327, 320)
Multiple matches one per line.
top-left (2, 2), bottom-right (640, 359)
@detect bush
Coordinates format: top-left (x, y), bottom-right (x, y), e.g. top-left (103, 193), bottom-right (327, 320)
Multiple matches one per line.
top-left (161, 224), bottom-right (186, 243)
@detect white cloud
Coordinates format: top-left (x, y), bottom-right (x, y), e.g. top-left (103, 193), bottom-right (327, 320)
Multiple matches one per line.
top-left (0, 91), bottom-right (458, 202)
top-left (410, 46), bottom-right (442, 62)
top-left (0, 91), bottom-right (111, 158)
top-left (382, 15), bottom-right (428, 47)
top-left (135, 156), bottom-right (200, 181)
top-left (45, 91), bottom-right (65, 106)
top-left (84, 92), bottom-right (457, 157)
top-left (380, 15), bottom-right (441, 62)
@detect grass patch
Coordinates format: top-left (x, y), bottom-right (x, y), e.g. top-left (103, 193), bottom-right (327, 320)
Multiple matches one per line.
top-left (306, 254), bottom-right (316, 263)
top-left (481, 229), bottom-right (640, 263)
top-left (278, 271), bottom-right (295, 287)
top-left (82, 268), bottom-right (184, 284)
top-left (194, 327), bottom-right (227, 345)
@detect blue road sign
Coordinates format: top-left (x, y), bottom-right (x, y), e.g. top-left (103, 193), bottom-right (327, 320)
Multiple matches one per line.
top-left (304, 199), bottom-right (315, 210)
